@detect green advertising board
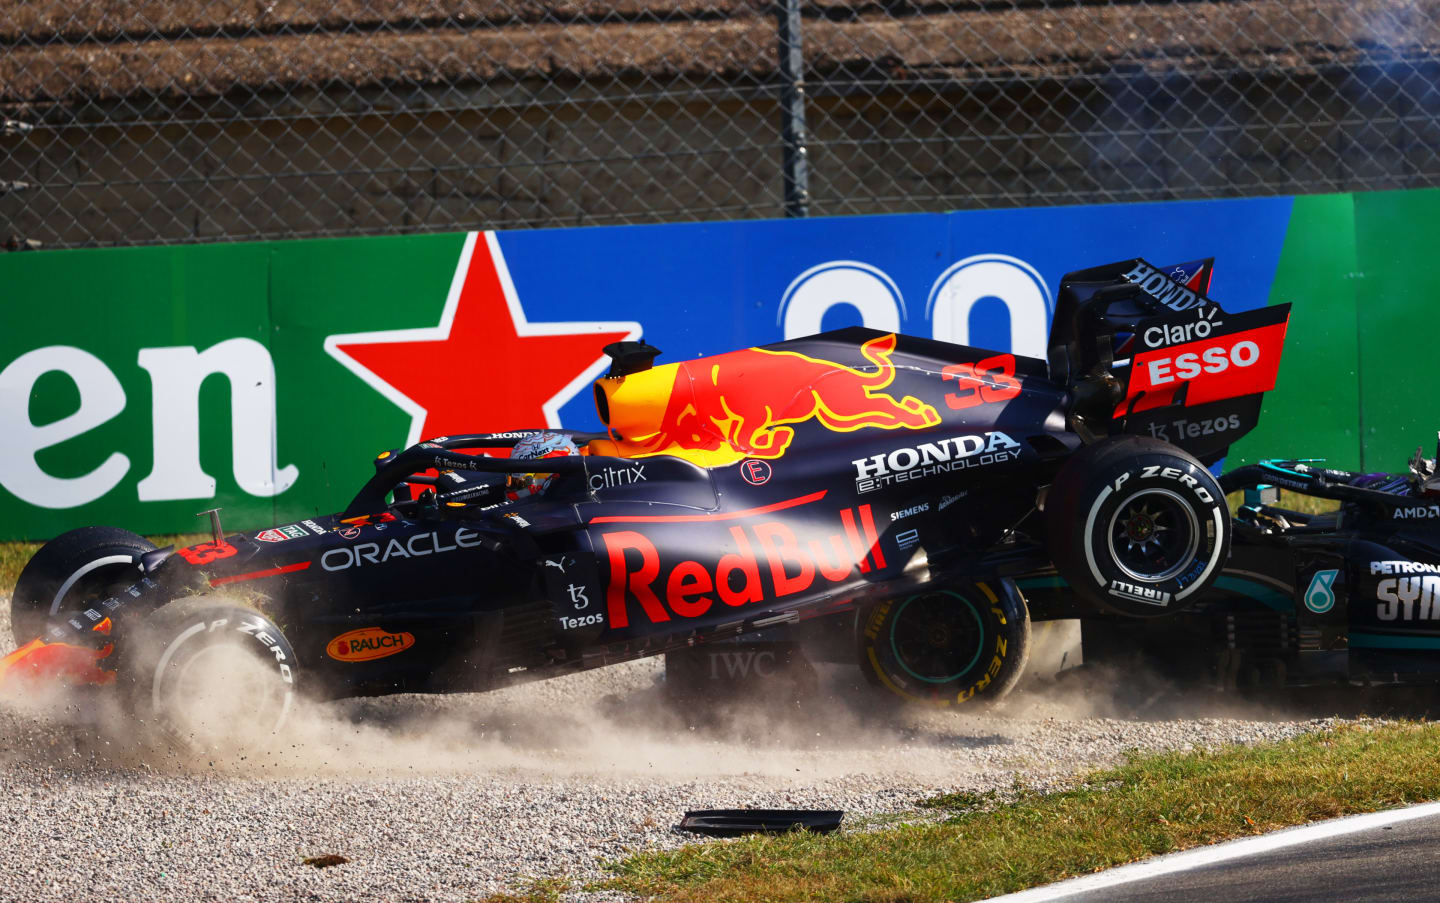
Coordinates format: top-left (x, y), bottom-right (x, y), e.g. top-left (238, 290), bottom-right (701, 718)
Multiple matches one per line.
top-left (1352, 189), bottom-right (1440, 469)
top-left (2, 233), bottom-right (470, 538)
top-left (1228, 192), bottom-right (1362, 469)
top-left (1230, 189), bottom-right (1440, 472)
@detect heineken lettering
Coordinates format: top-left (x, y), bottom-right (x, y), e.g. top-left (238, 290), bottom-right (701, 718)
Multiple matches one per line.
top-left (0, 340), bottom-right (295, 509)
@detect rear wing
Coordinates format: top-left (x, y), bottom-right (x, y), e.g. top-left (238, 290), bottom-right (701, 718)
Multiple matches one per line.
top-left (1049, 258), bottom-right (1290, 465)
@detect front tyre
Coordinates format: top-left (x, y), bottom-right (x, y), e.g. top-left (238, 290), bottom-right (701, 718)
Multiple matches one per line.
top-left (11, 526), bottom-right (156, 645)
top-left (121, 596), bottom-right (297, 751)
top-left (858, 579), bottom-right (1030, 706)
top-left (1045, 435), bottom-right (1230, 617)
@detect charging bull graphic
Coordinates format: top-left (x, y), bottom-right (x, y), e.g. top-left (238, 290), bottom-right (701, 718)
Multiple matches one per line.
top-left (595, 334), bottom-right (941, 467)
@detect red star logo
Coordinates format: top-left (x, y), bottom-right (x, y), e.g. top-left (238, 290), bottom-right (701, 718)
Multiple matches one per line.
top-left (325, 232), bottom-right (639, 444)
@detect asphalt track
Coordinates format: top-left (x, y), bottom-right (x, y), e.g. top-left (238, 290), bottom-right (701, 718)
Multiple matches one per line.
top-left (994, 803), bottom-right (1440, 903)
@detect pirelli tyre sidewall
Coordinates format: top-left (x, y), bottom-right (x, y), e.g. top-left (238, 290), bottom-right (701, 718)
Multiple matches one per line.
top-left (859, 579), bottom-right (1031, 707)
top-left (121, 596), bottom-right (297, 750)
top-left (1047, 436), bottom-right (1230, 618)
top-left (10, 526), bottom-right (156, 646)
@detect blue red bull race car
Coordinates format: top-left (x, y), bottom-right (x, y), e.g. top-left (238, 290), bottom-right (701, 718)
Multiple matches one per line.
top-left (1, 257), bottom-right (1291, 743)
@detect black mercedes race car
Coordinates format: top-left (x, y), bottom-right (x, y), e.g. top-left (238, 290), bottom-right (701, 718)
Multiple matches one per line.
top-left (0, 257), bottom-right (1290, 742)
top-left (1042, 440), bottom-right (1440, 692)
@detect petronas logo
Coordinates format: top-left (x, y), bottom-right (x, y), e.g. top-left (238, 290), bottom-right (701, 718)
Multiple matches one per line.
top-left (1304, 569), bottom-right (1339, 614)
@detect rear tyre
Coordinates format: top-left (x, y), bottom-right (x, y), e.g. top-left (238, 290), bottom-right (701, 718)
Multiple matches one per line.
top-left (1045, 435), bottom-right (1229, 617)
top-left (11, 527), bottom-right (156, 645)
top-left (858, 579), bottom-right (1030, 706)
top-left (121, 596), bottom-right (297, 751)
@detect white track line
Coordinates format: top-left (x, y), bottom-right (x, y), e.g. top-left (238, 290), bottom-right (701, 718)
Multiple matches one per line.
top-left (987, 800), bottom-right (1440, 902)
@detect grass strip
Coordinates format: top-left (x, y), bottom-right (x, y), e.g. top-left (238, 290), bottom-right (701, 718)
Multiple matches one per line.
top-left (0, 541), bottom-right (41, 597)
top-left (602, 722), bottom-right (1439, 903)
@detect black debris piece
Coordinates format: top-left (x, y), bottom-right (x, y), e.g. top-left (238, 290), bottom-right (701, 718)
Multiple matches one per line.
top-left (676, 809), bottom-right (843, 837)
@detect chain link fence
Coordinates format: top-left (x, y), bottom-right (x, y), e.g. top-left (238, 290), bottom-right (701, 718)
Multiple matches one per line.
top-left (2, 1), bottom-right (1438, 249)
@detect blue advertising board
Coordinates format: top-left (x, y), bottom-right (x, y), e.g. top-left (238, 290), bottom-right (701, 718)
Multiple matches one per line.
top-left (495, 198), bottom-right (1294, 427)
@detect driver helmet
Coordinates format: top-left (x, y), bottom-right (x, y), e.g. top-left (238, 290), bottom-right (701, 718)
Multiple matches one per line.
top-left (507, 431), bottom-right (579, 499)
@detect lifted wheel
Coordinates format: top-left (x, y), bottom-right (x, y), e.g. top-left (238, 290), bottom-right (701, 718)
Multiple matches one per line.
top-left (1045, 436), bottom-right (1230, 617)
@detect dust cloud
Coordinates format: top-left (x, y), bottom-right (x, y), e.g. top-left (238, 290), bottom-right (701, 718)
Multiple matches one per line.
top-left (0, 600), bottom-right (1405, 784)
top-left (0, 641), bottom-right (1022, 782)
top-left (0, 652), bottom-right (1291, 781)
top-left (0, 593), bottom-right (979, 780)
top-left (130, 655), bottom-right (1008, 781)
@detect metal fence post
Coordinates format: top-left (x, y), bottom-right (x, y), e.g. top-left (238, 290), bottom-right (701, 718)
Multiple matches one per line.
top-left (776, 0), bottom-right (810, 218)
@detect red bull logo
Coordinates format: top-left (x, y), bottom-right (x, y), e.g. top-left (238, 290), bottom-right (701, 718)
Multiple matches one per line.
top-left (595, 334), bottom-right (940, 467)
top-left (602, 505), bottom-right (886, 628)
